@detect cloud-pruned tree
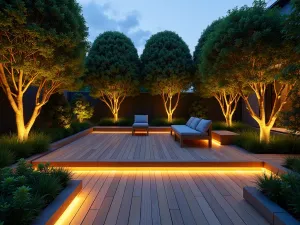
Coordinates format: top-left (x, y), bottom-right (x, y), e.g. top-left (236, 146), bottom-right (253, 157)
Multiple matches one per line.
top-left (141, 31), bottom-right (193, 122)
top-left (194, 19), bottom-right (240, 127)
top-left (200, 0), bottom-right (298, 143)
top-left (0, 0), bottom-right (88, 141)
top-left (84, 31), bottom-right (140, 122)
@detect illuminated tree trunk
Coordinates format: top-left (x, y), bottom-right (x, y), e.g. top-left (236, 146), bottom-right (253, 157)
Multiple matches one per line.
top-left (162, 92), bottom-right (180, 123)
top-left (0, 64), bottom-right (61, 141)
top-left (213, 91), bottom-right (240, 127)
top-left (240, 81), bottom-right (294, 143)
top-left (99, 92), bottom-right (125, 123)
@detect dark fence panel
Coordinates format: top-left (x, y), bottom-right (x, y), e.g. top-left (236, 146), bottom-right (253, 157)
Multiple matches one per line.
top-left (66, 92), bottom-right (242, 123)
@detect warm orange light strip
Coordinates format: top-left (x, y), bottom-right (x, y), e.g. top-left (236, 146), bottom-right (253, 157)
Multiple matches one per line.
top-left (93, 131), bottom-right (170, 134)
top-left (64, 167), bottom-right (269, 174)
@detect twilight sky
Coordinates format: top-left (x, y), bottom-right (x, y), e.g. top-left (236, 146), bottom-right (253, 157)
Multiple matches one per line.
top-left (78, 0), bottom-right (270, 54)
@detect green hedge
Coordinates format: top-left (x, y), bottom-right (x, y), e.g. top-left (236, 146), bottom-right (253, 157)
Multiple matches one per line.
top-left (212, 121), bottom-right (253, 132)
top-left (233, 130), bottom-right (300, 154)
top-left (98, 118), bottom-right (134, 126)
top-left (149, 118), bottom-right (186, 126)
top-left (0, 160), bottom-right (72, 225)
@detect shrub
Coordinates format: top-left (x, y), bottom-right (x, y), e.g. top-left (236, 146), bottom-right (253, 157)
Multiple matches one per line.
top-left (0, 132), bottom-right (50, 163)
top-left (189, 100), bottom-right (208, 119)
top-left (72, 94), bottom-right (94, 123)
top-left (150, 118), bottom-right (186, 126)
top-left (284, 157), bottom-right (300, 173)
top-left (98, 118), bottom-right (133, 126)
top-left (257, 172), bottom-right (300, 219)
top-left (0, 160), bottom-right (71, 224)
top-left (0, 147), bottom-right (15, 168)
top-left (212, 121), bottom-right (253, 132)
top-left (70, 122), bottom-right (91, 133)
top-left (234, 130), bottom-right (300, 154)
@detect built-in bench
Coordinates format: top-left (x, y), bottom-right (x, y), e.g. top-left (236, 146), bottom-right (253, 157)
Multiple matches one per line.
top-left (212, 130), bottom-right (239, 145)
top-left (171, 117), bottom-right (212, 148)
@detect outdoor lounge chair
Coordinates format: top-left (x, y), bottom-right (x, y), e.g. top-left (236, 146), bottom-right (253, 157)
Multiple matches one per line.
top-left (171, 117), bottom-right (212, 147)
top-left (132, 115), bottom-right (149, 136)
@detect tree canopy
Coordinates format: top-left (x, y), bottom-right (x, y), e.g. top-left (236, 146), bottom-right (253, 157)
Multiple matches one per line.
top-left (84, 31), bottom-right (140, 121)
top-left (141, 31), bottom-right (193, 122)
top-left (0, 0), bottom-right (88, 140)
top-left (194, 19), bottom-right (240, 127)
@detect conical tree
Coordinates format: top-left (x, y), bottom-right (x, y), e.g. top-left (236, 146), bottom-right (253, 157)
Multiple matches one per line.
top-left (141, 31), bottom-right (193, 122)
top-left (84, 32), bottom-right (140, 122)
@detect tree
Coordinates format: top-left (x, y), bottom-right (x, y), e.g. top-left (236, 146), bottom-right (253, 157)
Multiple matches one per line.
top-left (0, 1), bottom-right (88, 141)
top-left (200, 0), bottom-right (298, 143)
top-left (141, 31), bottom-right (193, 122)
top-left (194, 19), bottom-right (240, 127)
top-left (73, 95), bottom-right (94, 123)
top-left (85, 32), bottom-right (140, 122)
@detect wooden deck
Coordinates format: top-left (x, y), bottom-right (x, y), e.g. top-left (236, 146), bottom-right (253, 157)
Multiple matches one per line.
top-left (34, 132), bottom-right (265, 165)
top-left (55, 169), bottom-right (269, 225)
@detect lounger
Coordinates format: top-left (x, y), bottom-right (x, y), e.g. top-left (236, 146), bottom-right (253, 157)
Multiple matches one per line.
top-left (132, 115), bottom-right (149, 136)
top-left (171, 117), bottom-right (212, 147)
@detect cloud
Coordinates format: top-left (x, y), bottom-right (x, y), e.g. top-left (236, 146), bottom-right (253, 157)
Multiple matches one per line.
top-left (80, 1), bottom-right (151, 52)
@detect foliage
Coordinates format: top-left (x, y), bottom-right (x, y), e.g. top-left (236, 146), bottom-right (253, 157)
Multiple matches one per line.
top-left (72, 95), bottom-right (94, 123)
top-left (98, 118), bottom-right (134, 126)
top-left (0, 132), bottom-right (50, 161)
top-left (0, 147), bottom-right (15, 168)
top-left (234, 130), bottom-right (300, 154)
top-left (0, 0), bottom-right (88, 141)
top-left (284, 157), bottom-right (300, 173)
top-left (257, 172), bottom-right (300, 218)
top-left (212, 121), bottom-right (253, 132)
top-left (194, 18), bottom-right (240, 127)
top-left (141, 31), bottom-right (193, 122)
top-left (150, 118), bottom-right (186, 126)
top-left (85, 31), bottom-right (140, 121)
top-left (0, 159), bottom-right (71, 224)
top-left (70, 122), bottom-right (91, 133)
top-left (188, 100), bottom-right (208, 119)
top-left (283, 0), bottom-right (300, 53)
top-left (279, 88), bottom-right (300, 134)
top-left (198, 0), bottom-right (298, 142)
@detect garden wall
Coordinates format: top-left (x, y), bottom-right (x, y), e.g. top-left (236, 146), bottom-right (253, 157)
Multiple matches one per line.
top-left (66, 92), bottom-right (242, 124)
top-left (0, 90), bottom-right (243, 134)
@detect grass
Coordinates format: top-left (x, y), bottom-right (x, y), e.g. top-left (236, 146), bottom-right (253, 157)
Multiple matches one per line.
top-left (284, 157), bottom-right (300, 173)
top-left (41, 122), bottom-right (92, 142)
top-left (98, 117), bottom-right (134, 126)
top-left (257, 172), bottom-right (300, 219)
top-left (149, 118), bottom-right (186, 126)
top-left (0, 132), bottom-right (50, 163)
top-left (233, 130), bottom-right (300, 154)
top-left (0, 159), bottom-right (72, 225)
top-left (212, 121), bottom-right (253, 132)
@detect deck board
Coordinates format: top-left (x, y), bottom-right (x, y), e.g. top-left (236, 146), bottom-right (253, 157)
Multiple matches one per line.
top-left (55, 170), bottom-right (269, 225)
top-left (34, 132), bottom-right (269, 164)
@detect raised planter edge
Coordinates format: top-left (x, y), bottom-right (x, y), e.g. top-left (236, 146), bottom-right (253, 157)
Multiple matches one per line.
top-left (32, 180), bottom-right (82, 225)
top-left (243, 186), bottom-right (299, 225)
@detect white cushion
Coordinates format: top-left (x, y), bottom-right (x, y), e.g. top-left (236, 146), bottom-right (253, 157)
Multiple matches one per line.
top-left (186, 117), bottom-right (195, 126)
top-left (171, 125), bottom-right (203, 136)
top-left (134, 115), bottom-right (148, 123)
top-left (195, 119), bottom-right (212, 134)
top-left (133, 123), bottom-right (149, 127)
top-left (189, 117), bottom-right (201, 129)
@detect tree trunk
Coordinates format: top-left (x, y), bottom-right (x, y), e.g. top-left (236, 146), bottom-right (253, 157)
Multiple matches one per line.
top-left (113, 112), bottom-right (119, 122)
top-left (167, 113), bottom-right (173, 123)
top-left (259, 125), bottom-right (271, 143)
top-left (225, 114), bottom-right (233, 127)
top-left (16, 112), bottom-right (26, 141)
